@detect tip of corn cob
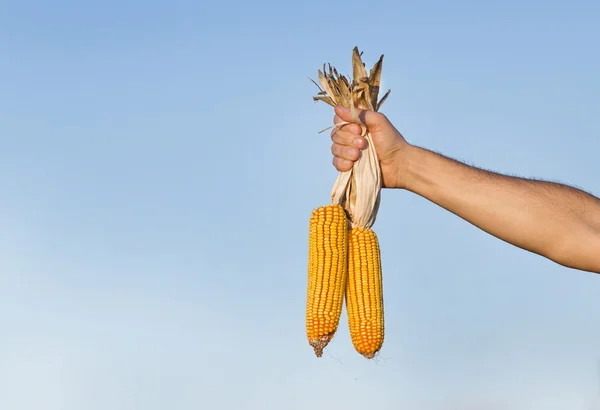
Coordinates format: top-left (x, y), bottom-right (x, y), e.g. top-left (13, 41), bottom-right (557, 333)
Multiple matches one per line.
top-left (361, 351), bottom-right (377, 359)
top-left (309, 334), bottom-right (333, 358)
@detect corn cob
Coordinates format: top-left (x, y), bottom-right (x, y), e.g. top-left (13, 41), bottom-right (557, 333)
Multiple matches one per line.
top-left (346, 226), bottom-right (384, 359)
top-left (306, 204), bottom-right (349, 357)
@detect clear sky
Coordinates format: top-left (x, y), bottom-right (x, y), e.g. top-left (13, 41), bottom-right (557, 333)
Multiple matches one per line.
top-left (1, 0), bottom-right (599, 409)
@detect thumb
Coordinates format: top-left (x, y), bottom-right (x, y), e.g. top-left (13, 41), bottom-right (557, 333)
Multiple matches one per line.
top-left (334, 105), bottom-right (384, 131)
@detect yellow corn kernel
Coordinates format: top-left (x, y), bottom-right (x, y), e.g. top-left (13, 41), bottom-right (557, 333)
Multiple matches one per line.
top-left (306, 204), bottom-right (349, 357)
top-left (346, 226), bottom-right (384, 359)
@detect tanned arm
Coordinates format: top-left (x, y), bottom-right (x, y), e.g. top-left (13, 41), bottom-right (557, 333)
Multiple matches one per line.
top-left (404, 145), bottom-right (600, 273)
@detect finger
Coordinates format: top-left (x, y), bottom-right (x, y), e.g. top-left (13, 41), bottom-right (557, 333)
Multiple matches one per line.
top-left (333, 157), bottom-right (354, 172)
top-left (335, 105), bottom-right (384, 130)
top-left (333, 114), bottom-right (363, 135)
top-left (334, 105), bottom-right (362, 123)
top-left (331, 130), bottom-right (366, 150)
top-left (331, 143), bottom-right (360, 162)
top-left (343, 123), bottom-right (363, 135)
top-left (331, 129), bottom-right (354, 145)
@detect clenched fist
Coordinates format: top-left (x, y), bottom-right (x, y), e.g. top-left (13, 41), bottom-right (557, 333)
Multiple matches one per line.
top-left (330, 105), bottom-right (410, 189)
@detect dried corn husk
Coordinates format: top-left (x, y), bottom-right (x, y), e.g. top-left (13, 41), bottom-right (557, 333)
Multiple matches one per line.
top-left (311, 47), bottom-right (391, 229)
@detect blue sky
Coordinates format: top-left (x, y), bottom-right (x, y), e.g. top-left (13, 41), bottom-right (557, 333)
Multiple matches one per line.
top-left (1, 0), bottom-right (599, 408)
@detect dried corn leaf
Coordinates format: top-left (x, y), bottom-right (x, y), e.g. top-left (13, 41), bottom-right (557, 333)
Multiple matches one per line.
top-left (352, 47), bottom-right (369, 87)
top-left (368, 55), bottom-right (384, 106)
top-left (376, 89), bottom-right (391, 111)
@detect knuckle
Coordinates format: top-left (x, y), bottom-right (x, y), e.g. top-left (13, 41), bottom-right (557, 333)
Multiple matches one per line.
top-left (345, 146), bottom-right (358, 160)
top-left (339, 130), bottom-right (354, 143)
top-left (375, 112), bottom-right (387, 122)
top-left (332, 143), bottom-right (345, 158)
top-left (332, 131), bottom-right (342, 143)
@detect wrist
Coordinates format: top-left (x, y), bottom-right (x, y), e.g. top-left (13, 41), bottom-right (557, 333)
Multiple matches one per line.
top-left (390, 143), bottom-right (419, 190)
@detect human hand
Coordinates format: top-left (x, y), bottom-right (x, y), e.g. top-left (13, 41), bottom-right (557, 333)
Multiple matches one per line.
top-left (330, 105), bottom-right (410, 189)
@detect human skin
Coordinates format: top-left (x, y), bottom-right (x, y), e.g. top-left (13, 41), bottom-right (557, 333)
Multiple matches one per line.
top-left (330, 105), bottom-right (600, 274)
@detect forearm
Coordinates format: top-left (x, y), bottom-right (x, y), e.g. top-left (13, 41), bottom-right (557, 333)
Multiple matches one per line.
top-left (402, 145), bottom-right (600, 273)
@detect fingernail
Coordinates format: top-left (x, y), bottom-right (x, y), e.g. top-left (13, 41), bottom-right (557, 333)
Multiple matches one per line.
top-left (336, 105), bottom-right (349, 113)
top-left (353, 137), bottom-right (363, 148)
